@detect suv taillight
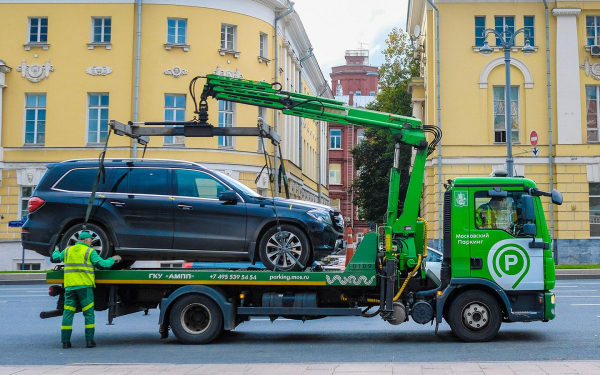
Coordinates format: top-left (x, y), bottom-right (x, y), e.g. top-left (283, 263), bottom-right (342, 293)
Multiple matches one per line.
top-left (28, 197), bottom-right (45, 213)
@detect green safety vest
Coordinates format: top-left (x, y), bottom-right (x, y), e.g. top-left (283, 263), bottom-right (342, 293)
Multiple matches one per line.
top-left (64, 243), bottom-right (96, 288)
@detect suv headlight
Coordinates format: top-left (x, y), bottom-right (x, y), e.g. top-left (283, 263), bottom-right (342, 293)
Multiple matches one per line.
top-left (307, 209), bottom-right (332, 225)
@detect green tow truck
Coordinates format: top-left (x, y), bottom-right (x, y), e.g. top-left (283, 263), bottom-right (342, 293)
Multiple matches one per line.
top-left (41, 75), bottom-right (563, 343)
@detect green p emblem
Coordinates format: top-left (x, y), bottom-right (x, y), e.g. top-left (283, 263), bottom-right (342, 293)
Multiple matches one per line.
top-left (490, 244), bottom-right (530, 289)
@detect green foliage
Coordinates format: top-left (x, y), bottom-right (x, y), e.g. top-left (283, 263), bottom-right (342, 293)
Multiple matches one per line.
top-left (350, 28), bottom-right (417, 223)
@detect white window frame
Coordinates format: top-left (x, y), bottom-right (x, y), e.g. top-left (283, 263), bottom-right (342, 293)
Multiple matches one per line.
top-left (494, 16), bottom-right (515, 46)
top-left (16, 262), bottom-right (42, 271)
top-left (259, 32), bottom-right (268, 58)
top-left (218, 100), bottom-right (235, 148)
top-left (591, 183), bottom-right (600, 238)
top-left (19, 186), bottom-right (36, 220)
top-left (24, 93), bottom-right (46, 145)
top-left (329, 163), bottom-right (341, 185)
top-left (585, 86), bottom-right (600, 143)
top-left (167, 18), bottom-right (187, 45)
top-left (87, 93), bottom-right (110, 144)
top-left (91, 17), bottom-right (111, 43)
top-left (356, 129), bottom-right (365, 144)
top-left (587, 16), bottom-right (600, 46)
top-left (221, 24), bottom-right (237, 51)
top-left (164, 94), bottom-right (186, 146)
top-left (28, 17), bottom-right (48, 43)
top-left (330, 129), bottom-right (342, 149)
top-left (492, 85), bottom-right (520, 144)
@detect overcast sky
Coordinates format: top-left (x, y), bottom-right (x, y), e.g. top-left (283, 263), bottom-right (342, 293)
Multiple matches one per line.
top-left (293, 0), bottom-right (410, 88)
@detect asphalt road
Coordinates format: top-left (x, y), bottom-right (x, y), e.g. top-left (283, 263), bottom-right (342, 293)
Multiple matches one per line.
top-left (1, 280), bottom-right (599, 365)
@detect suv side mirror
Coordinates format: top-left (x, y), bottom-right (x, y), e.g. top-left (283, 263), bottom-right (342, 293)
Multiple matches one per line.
top-left (521, 195), bottom-right (535, 222)
top-left (551, 189), bottom-right (563, 205)
top-left (219, 190), bottom-right (238, 203)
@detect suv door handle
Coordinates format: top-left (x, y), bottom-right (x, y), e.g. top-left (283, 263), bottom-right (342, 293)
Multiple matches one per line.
top-left (177, 204), bottom-right (193, 210)
top-left (110, 201), bottom-right (126, 208)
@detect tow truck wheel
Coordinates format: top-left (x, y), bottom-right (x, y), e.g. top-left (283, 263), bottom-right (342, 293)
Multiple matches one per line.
top-left (258, 224), bottom-right (310, 271)
top-left (170, 294), bottom-right (223, 344)
top-left (448, 290), bottom-right (502, 342)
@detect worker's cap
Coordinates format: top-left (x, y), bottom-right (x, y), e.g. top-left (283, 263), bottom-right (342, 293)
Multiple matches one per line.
top-left (78, 231), bottom-right (93, 240)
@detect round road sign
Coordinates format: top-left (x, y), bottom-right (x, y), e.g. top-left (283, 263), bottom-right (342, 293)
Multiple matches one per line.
top-left (530, 131), bottom-right (538, 147)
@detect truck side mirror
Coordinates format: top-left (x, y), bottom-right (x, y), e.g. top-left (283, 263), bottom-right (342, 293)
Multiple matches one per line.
top-left (219, 190), bottom-right (238, 203)
top-left (521, 195), bottom-right (535, 222)
top-left (522, 223), bottom-right (537, 236)
top-left (551, 189), bottom-right (563, 205)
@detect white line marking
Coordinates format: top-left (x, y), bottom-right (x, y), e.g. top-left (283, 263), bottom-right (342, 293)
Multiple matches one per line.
top-left (0, 301), bottom-right (7, 303)
top-left (557, 296), bottom-right (600, 298)
top-left (571, 304), bottom-right (600, 306)
top-left (556, 290), bottom-right (598, 292)
top-left (0, 295), bottom-right (49, 297)
top-left (555, 286), bottom-right (579, 288)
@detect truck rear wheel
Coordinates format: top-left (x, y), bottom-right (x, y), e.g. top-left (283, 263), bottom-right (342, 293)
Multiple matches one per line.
top-left (448, 290), bottom-right (502, 342)
top-left (170, 294), bottom-right (223, 344)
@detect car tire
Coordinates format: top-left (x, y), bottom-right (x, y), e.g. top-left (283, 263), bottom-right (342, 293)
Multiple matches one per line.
top-left (170, 294), bottom-right (224, 345)
top-left (59, 223), bottom-right (128, 270)
top-left (258, 224), bottom-right (310, 271)
top-left (448, 290), bottom-right (502, 342)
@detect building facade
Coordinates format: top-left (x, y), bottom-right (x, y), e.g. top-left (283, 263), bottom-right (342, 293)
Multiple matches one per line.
top-left (329, 49), bottom-right (379, 239)
top-left (0, 0), bottom-right (332, 270)
top-left (407, 0), bottom-right (600, 264)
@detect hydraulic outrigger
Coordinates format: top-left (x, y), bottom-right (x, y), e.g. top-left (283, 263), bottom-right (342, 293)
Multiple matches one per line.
top-left (42, 75), bottom-right (559, 344)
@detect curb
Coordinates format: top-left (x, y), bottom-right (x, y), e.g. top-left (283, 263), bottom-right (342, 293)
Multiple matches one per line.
top-left (556, 269), bottom-right (600, 280)
top-left (0, 273), bottom-right (47, 285)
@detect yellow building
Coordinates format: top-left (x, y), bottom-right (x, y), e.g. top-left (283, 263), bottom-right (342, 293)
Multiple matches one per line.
top-left (407, 0), bottom-right (600, 264)
top-left (0, 0), bottom-right (331, 270)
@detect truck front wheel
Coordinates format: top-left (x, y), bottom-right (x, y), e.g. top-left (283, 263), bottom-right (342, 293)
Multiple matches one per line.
top-left (170, 294), bottom-right (224, 344)
top-left (448, 290), bottom-right (502, 342)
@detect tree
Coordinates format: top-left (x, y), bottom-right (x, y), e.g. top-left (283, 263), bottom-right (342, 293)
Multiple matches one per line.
top-left (350, 28), bottom-right (419, 223)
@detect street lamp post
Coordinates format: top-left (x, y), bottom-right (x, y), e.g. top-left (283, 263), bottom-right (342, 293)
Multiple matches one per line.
top-left (480, 25), bottom-right (535, 177)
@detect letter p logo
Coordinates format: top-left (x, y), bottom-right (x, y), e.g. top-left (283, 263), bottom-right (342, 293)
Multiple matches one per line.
top-left (505, 254), bottom-right (519, 272)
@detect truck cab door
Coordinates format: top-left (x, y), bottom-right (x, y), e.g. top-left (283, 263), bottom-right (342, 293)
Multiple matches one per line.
top-left (469, 189), bottom-right (545, 291)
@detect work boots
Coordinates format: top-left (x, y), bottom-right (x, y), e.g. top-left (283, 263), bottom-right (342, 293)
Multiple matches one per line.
top-left (86, 341), bottom-right (96, 348)
top-left (62, 342), bottom-right (72, 349)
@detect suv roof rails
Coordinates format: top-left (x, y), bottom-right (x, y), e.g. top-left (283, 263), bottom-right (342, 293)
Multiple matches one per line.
top-left (61, 158), bottom-right (206, 168)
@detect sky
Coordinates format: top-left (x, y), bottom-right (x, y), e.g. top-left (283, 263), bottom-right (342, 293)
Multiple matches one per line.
top-left (292, 0), bottom-right (410, 88)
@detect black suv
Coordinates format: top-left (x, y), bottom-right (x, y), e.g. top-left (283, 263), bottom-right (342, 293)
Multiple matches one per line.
top-left (21, 159), bottom-right (344, 271)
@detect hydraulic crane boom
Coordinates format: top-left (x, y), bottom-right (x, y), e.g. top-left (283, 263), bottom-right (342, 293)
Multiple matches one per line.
top-left (199, 74), bottom-right (441, 262)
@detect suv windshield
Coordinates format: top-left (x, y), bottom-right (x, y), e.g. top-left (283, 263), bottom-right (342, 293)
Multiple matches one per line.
top-left (213, 171), bottom-right (261, 197)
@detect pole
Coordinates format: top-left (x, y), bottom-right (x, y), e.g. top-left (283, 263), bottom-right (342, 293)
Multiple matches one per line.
top-left (133, 0), bottom-right (142, 159)
top-left (504, 45), bottom-right (514, 177)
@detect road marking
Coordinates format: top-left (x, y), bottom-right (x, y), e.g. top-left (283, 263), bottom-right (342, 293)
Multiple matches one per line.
top-left (557, 296), bottom-right (600, 298)
top-left (571, 304), bottom-right (600, 306)
top-left (0, 295), bottom-right (49, 297)
top-left (555, 286), bottom-right (579, 288)
top-left (556, 290), bottom-right (598, 292)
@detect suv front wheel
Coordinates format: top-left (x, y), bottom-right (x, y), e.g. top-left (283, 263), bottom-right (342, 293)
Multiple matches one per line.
top-left (258, 224), bottom-right (310, 271)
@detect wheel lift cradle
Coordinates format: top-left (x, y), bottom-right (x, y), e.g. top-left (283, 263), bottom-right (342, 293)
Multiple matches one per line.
top-left (43, 233), bottom-right (440, 344)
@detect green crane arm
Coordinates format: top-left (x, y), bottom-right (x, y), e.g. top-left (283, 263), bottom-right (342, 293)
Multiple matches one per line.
top-left (200, 75), bottom-right (440, 256)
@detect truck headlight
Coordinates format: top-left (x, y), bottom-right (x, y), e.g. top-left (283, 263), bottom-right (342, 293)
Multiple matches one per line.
top-left (307, 209), bottom-right (332, 225)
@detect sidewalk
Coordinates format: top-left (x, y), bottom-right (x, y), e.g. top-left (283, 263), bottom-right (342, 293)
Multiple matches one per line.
top-left (1, 362), bottom-right (599, 375)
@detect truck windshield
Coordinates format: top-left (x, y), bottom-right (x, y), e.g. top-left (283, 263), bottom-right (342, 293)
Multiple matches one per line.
top-left (214, 171), bottom-right (261, 198)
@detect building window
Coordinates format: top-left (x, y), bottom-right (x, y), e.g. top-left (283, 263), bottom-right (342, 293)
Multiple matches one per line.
top-left (24, 94), bottom-right (46, 145)
top-left (493, 86), bottom-right (519, 144)
top-left (356, 129), bottom-right (365, 144)
top-left (92, 17), bottom-right (111, 43)
top-left (494, 16), bottom-right (515, 46)
top-left (221, 24), bottom-right (236, 50)
top-left (524, 16), bottom-right (535, 46)
top-left (586, 86), bottom-right (600, 142)
top-left (167, 18), bottom-right (187, 44)
top-left (587, 16), bottom-right (600, 46)
top-left (355, 91), bottom-right (361, 96)
top-left (369, 91), bottom-right (375, 96)
top-left (259, 33), bottom-right (268, 58)
top-left (330, 199), bottom-right (340, 211)
top-left (20, 186), bottom-right (35, 220)
top-left (336, 84), bottom-right (343, 96)
top-left (88, 93), bottom-right (109, 144)
top-left (16, 263), bottom-right (41, 271)
top-left (329, 164), bottom-right (341, 185)
top-left (475, 16), bottom-right (486, 46)
top-left (164, 94), bottom-right (186, 145)
top-left (258, 107), bottom-right (266, 151)
top-left (28, 17), bottom-right (48, 43)
top-left (591, 183), bottom-right (600, 237)
top-left (330, 129), bottom-right (341, 149)
top-left (218, 100), bottom-right (234, 147)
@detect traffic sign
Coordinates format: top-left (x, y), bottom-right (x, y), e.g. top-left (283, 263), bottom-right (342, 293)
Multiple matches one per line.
top-left (532, 147), bottom-right (539, 157)
top-left (530, 131), bottom-right (538, 147)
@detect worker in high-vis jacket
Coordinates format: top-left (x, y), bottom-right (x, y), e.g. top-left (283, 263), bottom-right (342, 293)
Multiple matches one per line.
top-left (51, 231), bottom-right (121, 349)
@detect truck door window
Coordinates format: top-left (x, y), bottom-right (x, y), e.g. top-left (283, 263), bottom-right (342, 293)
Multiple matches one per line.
top-left (176, 170), bottom-right (227, 199)
top-left (474, 191), bottom-right (531, 237)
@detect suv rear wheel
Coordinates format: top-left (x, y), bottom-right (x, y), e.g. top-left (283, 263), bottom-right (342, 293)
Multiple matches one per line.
top-left (258, 224), bottom-right (310, 271)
